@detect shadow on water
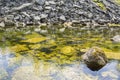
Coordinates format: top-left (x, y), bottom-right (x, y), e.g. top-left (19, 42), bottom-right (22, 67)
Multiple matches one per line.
top-left (0, 25), bottom-right (120, 80)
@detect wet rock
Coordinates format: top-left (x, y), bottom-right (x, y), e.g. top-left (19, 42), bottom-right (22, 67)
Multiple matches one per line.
top-left (0, 21), bottom-right (5, 27)
top-left (111, 35), bottom-right (120, 43)
top-left (82, 47), bottom-right (108, 71)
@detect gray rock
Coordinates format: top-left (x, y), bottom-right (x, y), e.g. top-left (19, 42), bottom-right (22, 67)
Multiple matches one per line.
top-left (35, 0), bottom-right (45, 5)
top-left (40, 14), bottom-right (48, 19)
top-left (59, 15), bottom-right (66, 21)
top-left (82, 47), bottom-right (108, 71)
top-left (10, 3), bottom-right (33, 12)
top-left (34, 16), bottom-right (40, 21)
top-left (14, 16), bottom-right (20, 20)
top-left (111, 35), bottom-right (120, 43)
top-left (21, 12), bottom-right (30, 18)
top-left (44, 6), bottom-right (52, 10)
top-left (45, 1), bottom-right (56, 5)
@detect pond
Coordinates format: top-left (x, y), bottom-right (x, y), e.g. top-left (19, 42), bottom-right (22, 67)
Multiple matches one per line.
top-left (0, 24), bottom-right (120, 80)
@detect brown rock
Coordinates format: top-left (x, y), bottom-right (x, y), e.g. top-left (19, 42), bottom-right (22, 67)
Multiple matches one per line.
top-left (82, 47), bottom-right (108, 71)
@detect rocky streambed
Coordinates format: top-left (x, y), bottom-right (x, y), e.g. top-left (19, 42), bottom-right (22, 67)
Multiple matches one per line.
top-left (0, 0), bottom-right (120, 80)
top-left (0, 0), bottom-right (120, 27)
top-left (0, 24), bottom-right (120, 80)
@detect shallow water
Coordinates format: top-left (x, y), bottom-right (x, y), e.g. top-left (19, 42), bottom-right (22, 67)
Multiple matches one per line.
top-left (0, 25), bottom-right (120, 80)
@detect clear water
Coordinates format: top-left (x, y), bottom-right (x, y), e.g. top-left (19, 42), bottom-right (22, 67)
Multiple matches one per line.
top-left (0, 25), bottom-right (120, 80)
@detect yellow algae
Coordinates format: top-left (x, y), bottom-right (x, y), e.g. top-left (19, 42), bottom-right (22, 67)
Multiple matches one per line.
top-left (105, 52), bottom-right (120, 60)
top-left (29, 44), bottom-right (41, 49)
top-left (113, 0), bottom-right (120, 5)
top-left (21, 37), bottom-right (46, 43)
top-left (60, 46), bottom-right (75, 55)
top-left (101, 47), bottom-right (120, 59)
top-left (47, 40), bottom-right (56, 45)
top-left (69, 56), bottom-right (77, 61)
top-left (24, 32), bottom-right (41, 39)
top-left (108, 23), bottom-right (120, 27)
top-left (11, 44), bottom-right (28, 52)
top-left (59, 55), bottom-right (68, 59)
top-left (93, 0), bottom-right (106, 10)
top-left (22, 32), bottom-right (47, 43)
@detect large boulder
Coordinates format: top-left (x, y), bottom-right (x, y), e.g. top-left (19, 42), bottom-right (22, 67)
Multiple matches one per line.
top-left (82, 47), bottom-right (108, 71)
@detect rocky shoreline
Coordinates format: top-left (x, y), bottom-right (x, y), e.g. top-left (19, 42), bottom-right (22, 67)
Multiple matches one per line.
top-left (0, 0), bottom-right (120, 27)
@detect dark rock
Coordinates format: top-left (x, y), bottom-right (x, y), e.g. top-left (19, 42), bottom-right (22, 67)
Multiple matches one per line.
top-left (40, 47), bottom-right (52, 54)
top-left (82, 47), bottom-right (108, 71)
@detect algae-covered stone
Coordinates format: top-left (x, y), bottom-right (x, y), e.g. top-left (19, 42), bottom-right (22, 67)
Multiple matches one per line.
top-left (60, 46), bottom-right (75, 55)
top-left (11, 44), bottom-right (29, 52)
top-left (82, 47), bottom-right (108, 71)
top-left (29, 44), bottom-right (41, 49)
top-left (21, 37), bottom-right (46, 43)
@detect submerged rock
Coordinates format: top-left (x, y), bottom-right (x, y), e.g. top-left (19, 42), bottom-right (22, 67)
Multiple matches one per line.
top-left (82, 47), bottom-right (108, 71)
top-left (111, 35), bottom-right (120, 43)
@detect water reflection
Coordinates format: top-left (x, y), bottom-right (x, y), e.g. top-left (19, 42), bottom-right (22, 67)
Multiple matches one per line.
top-left (0, 48), bottom-right (120, 80)
top-left (0, 25), bottom-right (120, 80)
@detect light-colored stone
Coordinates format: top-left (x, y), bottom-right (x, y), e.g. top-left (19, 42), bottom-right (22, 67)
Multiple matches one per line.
top-left (59, 15), bottom-right (66, 21)
top-left (40, 14), bottom-right (48, 19)
top-left (34, 16), bottom-right (41, 21)
top-left (45, 6), bottom-right (52, 10)
top-left (0, 21), bottom-right (5, 27)
top-left (45, 1), bottom-right (56, 5)
top-left (111, 35), bottom-right (120, 43)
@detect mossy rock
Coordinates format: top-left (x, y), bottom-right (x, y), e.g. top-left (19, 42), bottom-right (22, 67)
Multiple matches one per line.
top-left (82, 47), bottom-right (108, 71)
top-left (11, 44), bottom-right (29, 52)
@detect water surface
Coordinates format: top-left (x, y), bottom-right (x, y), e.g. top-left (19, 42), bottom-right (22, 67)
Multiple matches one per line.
top-left (0, 25), bottom-right (120, 80)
